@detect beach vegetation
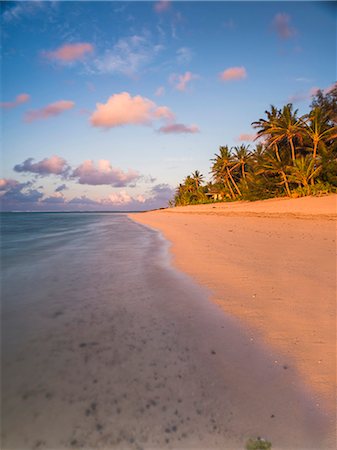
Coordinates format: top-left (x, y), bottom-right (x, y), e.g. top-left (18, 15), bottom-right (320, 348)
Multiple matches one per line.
top-left (245, 437), bottom-right (272, 450)
top-left (172, 83), bottom-right (337, 206)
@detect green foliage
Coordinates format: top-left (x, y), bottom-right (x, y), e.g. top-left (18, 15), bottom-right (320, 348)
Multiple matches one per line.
top-left (245, 437), bottom-right (272, 450)
top-left (172, 82), bottom-right (337, 207)
top-left (310, 84), bottom-right (337, 125)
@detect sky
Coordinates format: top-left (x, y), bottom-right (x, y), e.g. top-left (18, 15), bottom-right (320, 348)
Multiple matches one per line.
top-left (1, 0), bottom-right (336, 211)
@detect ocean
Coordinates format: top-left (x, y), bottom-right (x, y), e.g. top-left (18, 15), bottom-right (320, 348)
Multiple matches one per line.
top-left (1, 213), bottom-right (329, 449)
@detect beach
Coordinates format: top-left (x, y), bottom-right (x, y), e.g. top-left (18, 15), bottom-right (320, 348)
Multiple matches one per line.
top-left (130, 194), bottom-right (337, 417)
top-left (1, 210), bottom-right (335, 449)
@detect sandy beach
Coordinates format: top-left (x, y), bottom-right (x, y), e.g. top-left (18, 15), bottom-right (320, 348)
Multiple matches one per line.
top-left (130, 195), bottom-right (336, 418)
top-left (2, 210), bottom-right (335, 449)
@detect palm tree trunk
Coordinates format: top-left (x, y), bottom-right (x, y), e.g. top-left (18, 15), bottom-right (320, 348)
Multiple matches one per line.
top-left (227, 168), bottom-right (242, 196)
top-left (313, 141), bottom-right (318, 160)
top-left (241, 164), bottom-right (246, 180)
top-left (225, 175), bottom-right (236, 199)
top-left (311, 140), bottom-right (319, 185)
top-left (289, 138), bottom-right (296, 163)
top-left (275, 144), bottom-right (281, 162)
top-left (281, 171), bottom-right (291, 197)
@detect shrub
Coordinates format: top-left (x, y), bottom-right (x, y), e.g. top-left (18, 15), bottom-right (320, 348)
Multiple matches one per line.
top-left (245, 437), bottom-right (272, 450)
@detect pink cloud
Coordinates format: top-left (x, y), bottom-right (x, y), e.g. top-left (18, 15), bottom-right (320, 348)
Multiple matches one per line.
top-left (236, 133), bottom-right (257, 142)
top-left (322, 82), bottom-right (336, 95)
top-left (0, 178), bottom-right (19, 191)
top-left (24, 100), bottom-right (75, 122)
top-left (170, 71), bottom-right (197, 91)
top-left (158, 123), bottom-right (199, 134)
top-left (72, 160), bottom-right (140, 186)
top-left (219, 66), bottom-right (247, 82)
top-left (153, 106), bottom-right (175, 121)
top-left (154, 1), bottom-right (171, 13)
top-left (1, 93), bottom-right (30, 109)
top-left (289, 86), bottom-right (320, 103)
top-left (272, 13), bottom-right (296, 39)
top-left (289, 83), bottom-right (336, 104)
top-left (90, 92), bottom-right (175, 129)
top-left (14, 155), bottom-right (70, 176)
top-left (43, 43), bottom-right (94, 62)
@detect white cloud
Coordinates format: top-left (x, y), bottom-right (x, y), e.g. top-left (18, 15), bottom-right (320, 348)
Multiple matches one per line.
top-left (91, 35), bottom-right (163, 76)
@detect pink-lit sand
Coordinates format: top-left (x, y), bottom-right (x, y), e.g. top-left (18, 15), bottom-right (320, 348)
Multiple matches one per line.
top-left (130, 195), bottom-right (336, 415)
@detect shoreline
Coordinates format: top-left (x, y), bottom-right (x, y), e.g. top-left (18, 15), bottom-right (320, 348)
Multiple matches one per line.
top-left (129, 195), bottom-right (336, 414)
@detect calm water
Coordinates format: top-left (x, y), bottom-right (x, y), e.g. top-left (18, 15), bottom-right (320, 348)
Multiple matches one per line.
top-left (1, 212), bottom-right (168, 351)
top-left (1, 213), bottom-right (331, 449)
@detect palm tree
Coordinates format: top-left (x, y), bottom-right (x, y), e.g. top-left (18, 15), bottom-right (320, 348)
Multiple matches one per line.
top-left (252, 105), bottom-right (282, 161)
top-left (191, 170), bottom-right (204, 190)
top-left (301, 107), bottom-right (337, 160)
top-left (211, 146), bottom-right (241, 198)
top-left (183, 175), bottom-right (195, 193)
top-left (251, 143), bottom-right (266, 165)
top-left (288, 155), bottom-right (322, 193)
top-left (253, 104), bottom-right (304, 163)
top-left (233, 144), bottom-right (251, 183)
top-left (259, 151), bottom-right (292, 197)
top-left (252, 105), bottom-right (280, 138)
top-left (268, 104), bottom-right (304, 163)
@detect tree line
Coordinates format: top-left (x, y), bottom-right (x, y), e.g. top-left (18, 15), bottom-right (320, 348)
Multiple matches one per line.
top-left (172, 84), bottom-right (337, 206)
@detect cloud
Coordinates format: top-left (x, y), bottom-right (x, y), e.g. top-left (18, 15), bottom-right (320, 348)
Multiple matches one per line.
top-left (272, 13), bottom-right (296, 39)
top-left (219, 66), bottom-right (247, 82)
top-left (153, 106), bottom-right (175, 121)
top-left (155, 86), bottom-right (165, 97)
top-left (90, 92), bottom-right (175, 129)
top-left (154, 1), bottom-right (171, 13)
top-left (295, 77), bottom-right (312, 83)
top-left (55, 183), bottom-right (68, 192)
top-left (43, 43), bottom-right (94, 63)
top-left (92, 35), bottom-right (163, 76)
top-left (2, 1), bottom-right (45, 22)
top-left (1, 93), bottom-right (30, 109)
top-left (42, 193), bottom-right (66, 204)
top-left (0, 177), bottom-right (175, 212)
top-left (14, 155), bottom-right (70, 176)
top-left (150, 183), bottom-right (174, 202)
top-left (0, 178), bottom-right (19, 191)
top-left (102, 190), bottom-right (133, 205)
top-left (0, 179), bottom-right (43, 207)
top-left (236, 133), bottom-right (257, 142)
top-left (12, 154), bottom-right (143, 188)
top-left (72, 160), bottom-right (140, 186)
top-left (289, 83), bottom-right (336, 104)
top-left (25, 100), bottom-right (75, 122)
top-left (288, 86), bottom-right (319, 103)
top-left (323, 82), bottom-right (337, 95)
top-left (68, 196), bottom-right (99, 207)
top-left (158, 123), bottom-right (199, 134)
top-left (99, 183), bottom-right (174, 209)
top-left (176, 47), bottom-right (193, 64)
top-left (170, 71), bottom-right (197, 91)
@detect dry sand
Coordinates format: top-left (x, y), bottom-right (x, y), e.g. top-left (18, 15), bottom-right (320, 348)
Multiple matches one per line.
top-left (130, 195), bottom-right (336, 417)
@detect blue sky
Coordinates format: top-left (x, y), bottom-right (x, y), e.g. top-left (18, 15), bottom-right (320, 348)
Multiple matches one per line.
top-left (1, 1), bottom-right (336, 210)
